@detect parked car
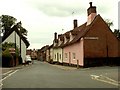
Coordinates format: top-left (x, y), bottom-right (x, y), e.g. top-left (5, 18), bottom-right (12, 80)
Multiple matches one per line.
top-left (25, 55), bottom-right (32, 64)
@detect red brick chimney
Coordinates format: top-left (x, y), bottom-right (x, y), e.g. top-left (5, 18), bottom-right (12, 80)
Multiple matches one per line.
top-left (73, 19), bottom-right (77, 29)
top-left (87, 2), bottom-right (97, 25)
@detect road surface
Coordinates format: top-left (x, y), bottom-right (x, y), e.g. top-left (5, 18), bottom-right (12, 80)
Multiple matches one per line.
top-left (1, 60), bottom-right (119, 88)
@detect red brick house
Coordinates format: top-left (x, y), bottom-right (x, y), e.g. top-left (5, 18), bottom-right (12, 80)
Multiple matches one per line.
top-left (53, 2), bottom-right (120, 67)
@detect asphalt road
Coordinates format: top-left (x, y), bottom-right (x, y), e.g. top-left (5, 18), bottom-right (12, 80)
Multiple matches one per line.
top-left (2, 60), bottom-right (119, 88)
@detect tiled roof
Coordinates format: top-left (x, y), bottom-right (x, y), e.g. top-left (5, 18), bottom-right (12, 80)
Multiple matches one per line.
top-left (2, 25), bottom-right (30, 48)
top-left (59, 35), bottom-right (64, 41)
top-left (53, 14), bottom-right (106, 48)
top-left (48, 44), bottom-right (53, 49)
top-left (60, 22), bottom-right (87, 47)
top-left (40, 45), bottom-right (49, 51)
top-left (67, 15), bottom-right (100, 47)
top-left (66, 15), bottom-right (99, 46)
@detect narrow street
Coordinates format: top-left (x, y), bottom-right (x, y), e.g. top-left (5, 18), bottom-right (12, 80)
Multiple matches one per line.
top-left (1, 60), bottom-right (119, 88)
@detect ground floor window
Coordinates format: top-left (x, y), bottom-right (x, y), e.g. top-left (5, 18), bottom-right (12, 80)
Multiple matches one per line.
top-left (65, 53), bottom-right (68, 59)
top-left (73, 53), bottom-right (76, 60)
top-left (55, 54), bottom-right (56, 59)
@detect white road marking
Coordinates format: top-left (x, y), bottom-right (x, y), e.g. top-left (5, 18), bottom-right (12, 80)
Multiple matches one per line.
top-left (91, 75), bottom-right (100, 79)
top-left (0, 83), bottom-right (3, 87)
top-left (2, 70), bottom-right (18, 81)
top-left (91, 74), bottom-right (119, 86)
top-left (0, 70), bottom-right (18, 88)
top-left (3, 70), bottom-right (13, 75)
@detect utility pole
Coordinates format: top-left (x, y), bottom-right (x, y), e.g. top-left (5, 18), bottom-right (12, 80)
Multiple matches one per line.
top-left (14, 30), bottom-right (16, 66)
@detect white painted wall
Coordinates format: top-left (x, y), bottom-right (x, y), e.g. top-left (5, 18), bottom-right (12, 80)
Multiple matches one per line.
top-left (46, 50), bottom-right (49, 62)
top-left (3, 31), bottom-right (20, 48)
top-left (3, 31), bottom-right (27, 63)
top-left (50, 48), bottom-right (53, 60)
top-left (53, 48), bottom-right (63, 63)
top-left (21, 40), bottom-right (26, 63)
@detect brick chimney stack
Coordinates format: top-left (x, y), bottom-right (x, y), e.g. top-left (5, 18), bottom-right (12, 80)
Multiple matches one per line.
top-left (73, 19), bottom-right (78, 29)
top-left (54, 32), bottom-right (57, 43)
top-left (54, 32), bottom-right (57, 40)
top-left (87, 2), bottom-right (97, 25)
top-left (90, 2), bottom-right (92, 8)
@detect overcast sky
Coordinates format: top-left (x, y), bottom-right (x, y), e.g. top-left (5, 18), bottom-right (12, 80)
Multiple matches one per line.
top-left (0, 0), bottom-right (119, 49)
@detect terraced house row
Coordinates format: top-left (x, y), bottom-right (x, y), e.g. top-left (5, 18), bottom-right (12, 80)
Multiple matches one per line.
top-left (46, 2), bottom-right (120, 67)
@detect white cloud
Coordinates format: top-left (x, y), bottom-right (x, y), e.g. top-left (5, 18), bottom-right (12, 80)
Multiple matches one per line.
top-left (0, 0), bottom-right (119, 49)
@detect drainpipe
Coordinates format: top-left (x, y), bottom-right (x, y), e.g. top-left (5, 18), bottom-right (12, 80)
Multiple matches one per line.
top-left (77, 59), bottom-right (79, 69)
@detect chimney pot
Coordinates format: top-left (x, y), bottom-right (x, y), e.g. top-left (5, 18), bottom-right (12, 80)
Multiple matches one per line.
top-left (73, 19), bottom-right (77, 29)
top-left (89, 2), bottom-right (92, 7)
top-left (87, 2), bottom-right (97, 25)
top-left (54, 32), bottom-right (57, 41)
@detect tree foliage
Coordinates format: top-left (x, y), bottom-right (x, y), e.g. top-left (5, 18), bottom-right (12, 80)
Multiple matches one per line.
top-left (114, 29), bottom-right (120, 39)
top-left (2, 42), bottom-right (19, 56)
top-left (0, 15), bottom-right (17, 34)
top-left (104, 19), bottom-right (120, 39)
top-left (16, 21), bottom-right (28, 36)
top-left (0, 15), bottom-right (27, 36)
top-left (104, 19), bottom-right (113, 28)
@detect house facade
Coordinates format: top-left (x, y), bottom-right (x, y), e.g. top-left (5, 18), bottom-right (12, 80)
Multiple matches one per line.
top-left (53, 47), bottom-right (63, 63)
top-left (51, 2), bottom-right (120, 67)
top-left (63, 38), bottom-right (84, 66)
top-left (2, 25), bottom-right (30, 64)
top-left (53, 33), bottom-right (64, 63)
top-left (38, 45), bottom-right (49, 61)
top-left (46, 44), bottom-right (53, 63)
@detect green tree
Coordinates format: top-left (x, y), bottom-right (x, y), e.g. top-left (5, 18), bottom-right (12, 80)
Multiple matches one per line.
top-left (0, 15), bottom-right (17, 34)
top-left (114, 29), bottom-right (120, 39)
top-left (16, 21), bottom-right (28, 36)
top-left (2, 42), bottom-right (19, 56)
top-left (0, 15), bottom-right (28, 36)
top-left (105, 19), bottom-right (113, 28)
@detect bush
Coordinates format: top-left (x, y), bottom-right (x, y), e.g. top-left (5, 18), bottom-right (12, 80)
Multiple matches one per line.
top-left (2, 48), bottom-right (13, 67)
top-left (2, 42), bottom-right (20, 67)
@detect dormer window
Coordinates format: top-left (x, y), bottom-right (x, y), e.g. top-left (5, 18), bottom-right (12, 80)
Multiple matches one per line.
top-left (69, 30), bottom-right (79, 42)
top-left (69, 32), bottom-right (74, 42)
top-left (58, 34), bottom-right (64, 46)
top-left (64, 32), bottom-right (70, 44)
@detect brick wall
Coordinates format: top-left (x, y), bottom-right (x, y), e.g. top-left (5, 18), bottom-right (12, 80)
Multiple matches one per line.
top-left (84, 16), bottom-right (119, 58)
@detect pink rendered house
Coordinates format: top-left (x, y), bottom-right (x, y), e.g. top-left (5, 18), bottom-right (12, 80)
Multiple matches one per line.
top-left (61, 2), bottom-right (120, 67)
top-left (63, 39), bottom-right (84, 66)
top-left (52, 2), bottom-right (120, 67)
top-left (62, 23), bottom-right (86, 66)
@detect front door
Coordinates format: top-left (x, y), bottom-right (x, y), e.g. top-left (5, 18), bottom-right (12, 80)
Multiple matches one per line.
top-left (57, 53), bottom-right (59, 62)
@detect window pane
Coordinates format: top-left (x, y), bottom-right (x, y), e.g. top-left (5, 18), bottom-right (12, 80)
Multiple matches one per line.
top-left (73, 53), bottom-right (75, 59)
